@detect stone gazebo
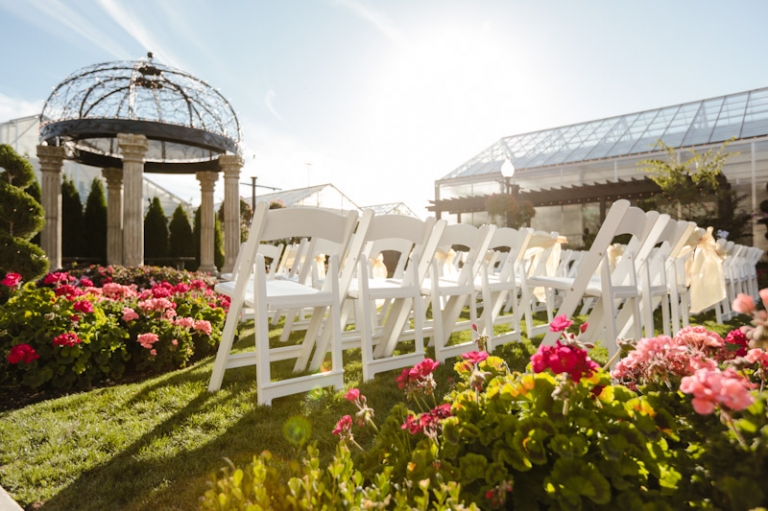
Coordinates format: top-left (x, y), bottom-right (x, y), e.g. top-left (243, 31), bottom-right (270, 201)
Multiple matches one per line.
top-left (37, 55), bottom-right (243, 274)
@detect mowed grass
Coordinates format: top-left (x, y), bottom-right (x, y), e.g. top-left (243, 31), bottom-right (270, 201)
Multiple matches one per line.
top-left (0, 309), bottom-right (740, 510)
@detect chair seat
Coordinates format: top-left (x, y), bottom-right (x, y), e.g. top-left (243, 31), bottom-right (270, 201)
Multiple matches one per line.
top-left (215, 277), bottom-right (331, 309)
top-left (347, 278), bottom-right (422, 300)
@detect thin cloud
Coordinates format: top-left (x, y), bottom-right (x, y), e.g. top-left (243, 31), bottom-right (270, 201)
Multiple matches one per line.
top-left (331, 0), bottom-right (407, 45)
top-left (0, 0), bottom-right (130, 58)
top-left (95, 0), bottom-right (188, 69)
top-left (264, 90), bottom-right (285, 124)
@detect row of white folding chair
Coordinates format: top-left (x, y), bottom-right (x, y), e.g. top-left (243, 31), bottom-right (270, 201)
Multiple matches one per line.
top-left (616, 218), bottom-right (698, 339)
top-left (518, 231), bottom-right (563, 338)
top-left (423, 223), bottom-right (496, 363)
top-left (314, 213), bottom-right (446, 381)
top-left (719, 242), bottom-right (763, 321)
top-left (209, 203), bottom-right (360, 405)
top-left (474, 227), bottom-right (533, 351)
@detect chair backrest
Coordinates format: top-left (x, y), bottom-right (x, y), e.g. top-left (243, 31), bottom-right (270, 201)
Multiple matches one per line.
top-left (233, 204), bottom-right (360, 301)
top-left (436, 223), bottom-right (496, 283)
top-left (361, 214), bottom-right (438, 280)
top-left (541, 200), bottom-right (667, 346)
top-left (487, 227), bottom-right (534, 281)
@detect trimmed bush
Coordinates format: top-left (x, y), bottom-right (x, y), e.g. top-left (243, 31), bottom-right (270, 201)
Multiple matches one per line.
top-left (0, 144), bottom-right (48, 280)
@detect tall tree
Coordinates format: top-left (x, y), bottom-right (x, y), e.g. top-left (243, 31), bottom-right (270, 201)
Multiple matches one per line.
top-left (144, 197), bottom-right (169, 259)
top-left (639, 139), bottom-right (752, 240)
top-left (61, 175), bottom-right (83, 259)
top-left (82, 178), bottom-right (107, 263)
top-left (169, 205), bottom-right (195, 271)
top-left (0, 144), bottom-right (48, 280)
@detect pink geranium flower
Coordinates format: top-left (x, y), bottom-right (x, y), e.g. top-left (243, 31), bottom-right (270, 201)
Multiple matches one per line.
top-left (174, 317), bottom-right (195, 329)
top-left (549, 315), bottom-right (573, 332)
top-left (137, 332), bottom-right (160, 349)
top-left (122, 307), bottom-right (139, 322)
top-left (7, 344), bottom-right (39, 364)
top-left (194, 320), bottom-right (212, 336)
top-left (1, 272), bottom-right (22, 287)
top-left (680, 367), bottom-right (755, 415)
top-left (732, 293), bottom-right (756, 315)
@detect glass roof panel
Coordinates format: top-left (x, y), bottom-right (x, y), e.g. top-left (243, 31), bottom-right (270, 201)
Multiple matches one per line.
top-left (741, 89), bottom-right (768, 139)
top-left (681, 98), bottom-right (724, 146)
top-left (626, 105), bottom-right (680, 154)
top-left (710, 93), bottom-right (748, 142)
top-left (605, 111), bottom-right (659, 157)
top-left (582, 113), bottom-right (640, 160)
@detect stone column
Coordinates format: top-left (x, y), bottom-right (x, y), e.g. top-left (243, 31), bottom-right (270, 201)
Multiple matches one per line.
top-left (117, 133), bottom-right (149, 267)
top-left (219, 155), bottom-right (243, 275)
top-left (37, 145), bottom-right (66, 271)
top-left (101, 167), bottom-right (124, 265)
top-left (196, 171), bottom-right (218, 274)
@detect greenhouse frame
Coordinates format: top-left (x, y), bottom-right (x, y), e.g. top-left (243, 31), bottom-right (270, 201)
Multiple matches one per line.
top-left (431, 86), bottom-right (768, 251)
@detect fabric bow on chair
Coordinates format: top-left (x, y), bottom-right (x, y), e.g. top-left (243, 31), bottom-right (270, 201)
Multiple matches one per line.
top-left (688, 227), bottom-right (726, 314)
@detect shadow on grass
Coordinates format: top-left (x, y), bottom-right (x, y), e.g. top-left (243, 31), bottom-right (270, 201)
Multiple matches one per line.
top-left (35, 358), bottom-right (347, 510)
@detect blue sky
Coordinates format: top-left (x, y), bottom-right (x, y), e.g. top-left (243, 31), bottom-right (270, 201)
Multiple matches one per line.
top-left (1, 0), bottom-right (768, 213)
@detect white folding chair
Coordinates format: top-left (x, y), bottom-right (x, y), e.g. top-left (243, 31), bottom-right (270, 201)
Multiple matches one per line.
top-left (311, 214), bottom-right (446, 381)
top-left (475, 227), bottom-right (533, 351)
top-left (208, 203), bottom-right (359, 405)
top-left (621, 219), bottom-right (697, 338)
top-left (528, 200), bottom-right (669, 359)
top-left (425, 223), bottom-right (496, 363)
top-left (517, 231), bottom-right (562, 338)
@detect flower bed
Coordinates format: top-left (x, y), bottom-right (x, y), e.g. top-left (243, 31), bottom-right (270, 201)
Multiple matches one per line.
top-left (202, 311), bottom-right (768, 509)
top-left (0, 268), bottom-right (228, 391)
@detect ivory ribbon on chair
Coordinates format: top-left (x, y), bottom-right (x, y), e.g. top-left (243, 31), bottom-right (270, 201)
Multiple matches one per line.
top-left (314, 254), bottom-right (326, 280)
top-left (526, 239), bottom-right (563, 302)
top-left (607, 243), bottom-right (625, 272)
top-left (434, 248), bottom-right (458, 278)
top-left (688, 227), bottom-right (726, 314)
top-left (370, 253), bottom-right (388, 279)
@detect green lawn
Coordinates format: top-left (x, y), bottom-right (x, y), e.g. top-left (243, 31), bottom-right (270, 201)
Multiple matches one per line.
top-left (0, 311), bottom-right (738, 510)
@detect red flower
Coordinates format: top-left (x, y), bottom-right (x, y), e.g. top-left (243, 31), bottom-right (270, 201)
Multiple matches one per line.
top-left (55, 284), bottom-right (84, 300)
top-left (530, 341), bottom-right (600, 383)
top-left (1, 272), bottom-right (22, 287)
top-left (7, 344), bottom-right (39, 364)
top-left (461, 351), bottom-right (488, 365)
top-left (345, 388), bottom-right (360, 403)
top-left (73, 300), bottom-right (94, 314)
top-left (412, 358), bottom-right (440, 378)
top-left (43, 272), bottom-right (72, 286)
top-left (549, 315), bottom-right (573, 332)
top-left (725, 328), bottom-right (749, 358)
top-left (332, 415), bottom-right (353, 436)
top-left (53, 332), bottom-right (82, 347)
top-left (79, 277), bottom-right (94, 287)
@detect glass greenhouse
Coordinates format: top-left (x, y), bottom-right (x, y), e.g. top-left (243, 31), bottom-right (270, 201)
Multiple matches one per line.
top-left (432, 86), bottom-right (768, 250)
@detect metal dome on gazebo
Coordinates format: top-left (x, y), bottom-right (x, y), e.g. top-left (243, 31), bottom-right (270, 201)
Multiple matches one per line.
top-left (36, 54), bottom-right (245, 274)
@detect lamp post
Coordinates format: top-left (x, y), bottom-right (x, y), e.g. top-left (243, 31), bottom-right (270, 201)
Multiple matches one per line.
top-left (500, 159), bottom-right (516, 227)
